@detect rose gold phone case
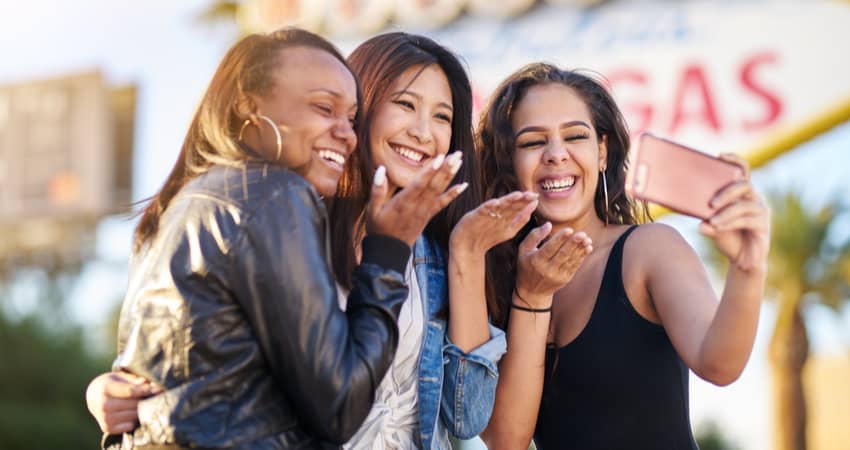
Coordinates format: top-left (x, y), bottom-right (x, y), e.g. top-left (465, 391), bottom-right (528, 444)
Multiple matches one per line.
top-left (626, 133), bottom-right (745, 220)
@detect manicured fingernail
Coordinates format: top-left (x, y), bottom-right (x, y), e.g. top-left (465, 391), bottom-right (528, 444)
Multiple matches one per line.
top-left (455, 182), bottom-right (469, 194)
top-left (431, 154), bottom-right (446, 169)
top-left (450, 157), bottom-right (463, 175)
top-left (447, 151), bottom-right (463, 168)
top-left (374, 165), bottom-right (386, 186)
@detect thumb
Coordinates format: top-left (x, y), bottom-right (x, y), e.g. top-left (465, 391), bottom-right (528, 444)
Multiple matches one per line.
top-left (519, 221), bottom-right (552, 255)
top-left (366, 166), bottom-right (390, 218)
top-left (104, 372), bottom-right (159, 398)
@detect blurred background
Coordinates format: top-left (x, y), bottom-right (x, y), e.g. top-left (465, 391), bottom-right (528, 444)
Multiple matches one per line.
top-left (1, 1), bottom-right (848, 449)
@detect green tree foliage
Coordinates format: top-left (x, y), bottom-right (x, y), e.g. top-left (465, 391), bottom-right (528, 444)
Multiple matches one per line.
top-left (705, 191), bottom-right (850, 450)
top-left (0, 264), bottom-right (112, 450)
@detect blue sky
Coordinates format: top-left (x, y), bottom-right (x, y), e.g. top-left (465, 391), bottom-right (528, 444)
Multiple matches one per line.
top-left (2, 1), bottom-right (849, 449)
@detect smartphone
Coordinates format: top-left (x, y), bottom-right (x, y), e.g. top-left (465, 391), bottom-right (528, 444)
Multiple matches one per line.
top-left (626, 132), bottom-right (745, 220)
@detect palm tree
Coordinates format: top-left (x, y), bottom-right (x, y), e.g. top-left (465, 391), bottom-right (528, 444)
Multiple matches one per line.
top-left (706, 192), bottom-right (850, 450)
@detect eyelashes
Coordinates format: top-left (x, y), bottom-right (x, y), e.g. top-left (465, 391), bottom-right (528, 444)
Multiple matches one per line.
top-left (517, 133), bottom-right (590, 148)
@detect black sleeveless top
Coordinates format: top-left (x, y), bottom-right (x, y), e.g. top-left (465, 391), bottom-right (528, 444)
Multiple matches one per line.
top-left (534, 226), bottom-right (697, 450)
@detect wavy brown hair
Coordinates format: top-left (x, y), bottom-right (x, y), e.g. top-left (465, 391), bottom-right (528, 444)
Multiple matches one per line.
top-left (478, 63), bottom-right (649, 328)
top-left (329, 32), bottom-right (481, 290)
top-left (133, 28), bottom-right (357, 252)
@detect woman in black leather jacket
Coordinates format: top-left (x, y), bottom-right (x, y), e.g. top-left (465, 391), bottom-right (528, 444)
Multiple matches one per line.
top-left (96, 28), bottom-right (466, 449)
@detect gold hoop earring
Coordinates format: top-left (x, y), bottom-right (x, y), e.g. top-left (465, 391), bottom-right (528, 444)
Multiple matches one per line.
top-left (257, 115), bottom-right (282, 161)
top-left (601, 168), bottom-right (609, 226)
top-left (237, 115), bottom-right (283, 161)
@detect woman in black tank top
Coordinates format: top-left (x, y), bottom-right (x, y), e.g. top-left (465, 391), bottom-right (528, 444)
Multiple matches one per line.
top-left (476, 63), bottom-right (771, 450)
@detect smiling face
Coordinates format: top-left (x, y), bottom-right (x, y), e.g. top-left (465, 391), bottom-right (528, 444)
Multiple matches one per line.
top-left (512, 82), bottom-right (608, 229)
top-left (368, 64), bottom-right (454, 190)
top-left (247, 46), bottom-right (358, 197)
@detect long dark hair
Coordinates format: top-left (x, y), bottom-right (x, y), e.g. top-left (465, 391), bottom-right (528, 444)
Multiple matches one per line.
top-left (133, 27), bottom-right (356, 252)
top-left (478, 63), bottom-right (648, 328)
top-left (329, 32), bottom-right (481, 289)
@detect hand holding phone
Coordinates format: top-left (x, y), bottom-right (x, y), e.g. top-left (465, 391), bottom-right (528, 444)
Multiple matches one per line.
top-left (626, 133), bottom-right (745, 220)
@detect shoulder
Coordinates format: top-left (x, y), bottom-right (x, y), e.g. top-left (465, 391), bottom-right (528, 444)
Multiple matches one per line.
top-left (623, 223), bottom-right (696, 266)
top-left (623, 222), bottom-right (700, 275)
top-left (186, 163), bottom-right (319, 207)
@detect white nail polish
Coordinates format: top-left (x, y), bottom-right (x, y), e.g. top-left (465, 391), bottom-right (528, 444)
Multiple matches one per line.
top-left (456, 182), bottom-right (469, 194)
top-left (374, 165), bottom-right (386, 186)
top-left (432, 154), bottom-right (446, 169)
top-left (450, 157), bottom-right (463, 174)
top-left (447, 151), bottom-right (463, 166)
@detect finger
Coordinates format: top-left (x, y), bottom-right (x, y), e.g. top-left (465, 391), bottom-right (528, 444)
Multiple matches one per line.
top-left (492, 191), bottom-right (525, 206)
top-left (401, 154), bottom-right (446, 199)
top-left (710, 213), bottom-right (769, 234)
top-left (103, 375), bottom-right (149, 399)
top-left (431, 182), bottom-right (469, 213)
top-left (537, 228), bottom-right (575, 261)
top-left (554, 235), bottom-right (593, 274)
top-left (366, 165), bottom-right (390, 217)
top-left (699, 221), bottom-right (717, 237)
top-left (519, 222), bottom-right (552, 255)
top-left (500, 194), bottom-right (538, 216)
top-left (106, 421), bottom-right (138, 434)
top-left (103, 397), bottom-right (141, 413)
top-left (426, 151), bottom-right (462, 196)
top-left (104, 410), bottom-right (140, 429)
top-left (112, 371), bottom-right (149, 385)
top-left (709, 200), bottom-right (764, 227)
top-left (509, 200), bottom-right (538, 229)
top-left (718, 153), bottom-right (750, 179)
top-left (710, 180), bottom-right (754, 210)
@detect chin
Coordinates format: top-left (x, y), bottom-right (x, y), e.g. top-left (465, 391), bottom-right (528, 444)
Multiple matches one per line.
top-left (537, 206), bottom-right (578, 225)
top-left (309, 176), bottom-right (340, 198)
top-left (387, 171), bottom-right (413, 191)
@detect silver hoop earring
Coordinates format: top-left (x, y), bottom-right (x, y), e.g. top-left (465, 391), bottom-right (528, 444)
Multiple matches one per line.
top-left (601, 168), bottom-right (609, 226)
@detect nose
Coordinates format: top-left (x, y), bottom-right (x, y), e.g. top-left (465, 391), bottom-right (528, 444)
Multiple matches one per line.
top-left (543, 142), bottom-right (569, 165)
top-left (407, 115), bottom-right (433, 144)
top-left (332, 118), bottom-right (357, 154)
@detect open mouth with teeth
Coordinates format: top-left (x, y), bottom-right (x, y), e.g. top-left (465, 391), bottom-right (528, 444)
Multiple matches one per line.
top-left (390, 144), bottom-right (428, 165)
top-left (539, 176), bottom-right (576, 193)
top-left (318, 149), bottom-right (346, 169)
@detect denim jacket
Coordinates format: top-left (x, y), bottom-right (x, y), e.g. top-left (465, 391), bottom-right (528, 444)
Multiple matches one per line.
top-left (413, 236), bottom-right (507, 450)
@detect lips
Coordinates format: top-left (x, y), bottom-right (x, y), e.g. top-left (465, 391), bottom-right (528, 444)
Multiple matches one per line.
top-left (539, 175), bottom-right (576, 192)
top-left (317, 149), bottom-right (346, 169)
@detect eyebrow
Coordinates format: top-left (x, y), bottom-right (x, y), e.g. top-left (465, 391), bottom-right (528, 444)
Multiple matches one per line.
top-left (309, 88), bottom-right (357, 111)
top-left (515, 120), bottom-right (591, 138)
top-left (392, 89), bottom-right (453, 112)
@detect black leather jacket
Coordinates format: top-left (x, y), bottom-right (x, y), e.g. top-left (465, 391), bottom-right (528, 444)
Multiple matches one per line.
top-left (106, 163), bottom-right (410, 449)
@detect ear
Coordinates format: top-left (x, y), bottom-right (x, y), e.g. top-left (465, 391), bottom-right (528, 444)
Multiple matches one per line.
top-left (598, 134), bottom-right (608, 171)
top-left (233, 94), bottom-right (259, 121)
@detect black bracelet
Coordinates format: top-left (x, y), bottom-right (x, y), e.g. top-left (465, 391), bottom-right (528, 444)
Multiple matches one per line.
top-left (510, 302), bottom-right (553, 313)
top-left (511, 288), bottom-right (552, 313)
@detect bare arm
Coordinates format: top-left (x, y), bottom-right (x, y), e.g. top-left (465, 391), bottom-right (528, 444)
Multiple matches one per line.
top-left (447, 191), bottom-right (537, 351)
top-left (641, 158), bottom-right (769, 385)
top-left (482, 225), bottom-right (593, 449)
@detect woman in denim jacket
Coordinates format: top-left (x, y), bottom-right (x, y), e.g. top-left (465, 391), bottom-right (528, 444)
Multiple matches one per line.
top-left (87, 32), bottom-right (537, 449)
top-left (328, 33), bottom-right (537, 449)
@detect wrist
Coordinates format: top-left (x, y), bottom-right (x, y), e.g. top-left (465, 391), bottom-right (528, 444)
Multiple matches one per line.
top-left (513, 286), bottom-right (553, 310)
top-left (449, 233), bottom-right (487, 259)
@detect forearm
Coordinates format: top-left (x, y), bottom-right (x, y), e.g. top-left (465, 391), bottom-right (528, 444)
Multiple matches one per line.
top-left (697, 265), bottom-right (766, 385)
top-left (447, 247), bottom-right (492, 352)
top-left (482, 296), bottom-right (550, 450)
